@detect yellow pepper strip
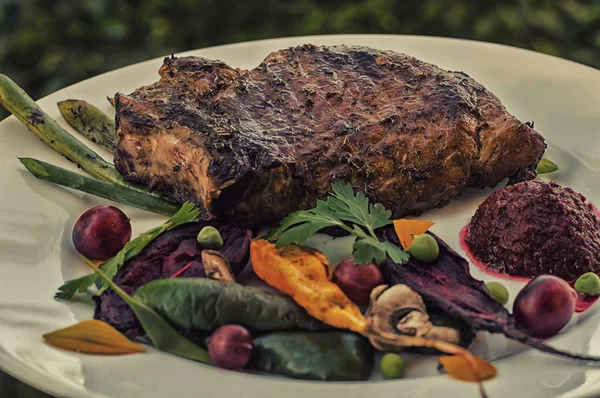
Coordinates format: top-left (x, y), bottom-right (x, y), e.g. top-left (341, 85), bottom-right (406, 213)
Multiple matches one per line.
top-left (250, 240), bottom-right (367, 333)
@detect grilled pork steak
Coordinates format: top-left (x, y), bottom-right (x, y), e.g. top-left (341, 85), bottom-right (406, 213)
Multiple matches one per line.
top-left (115, 45), bottom-right (545, 224)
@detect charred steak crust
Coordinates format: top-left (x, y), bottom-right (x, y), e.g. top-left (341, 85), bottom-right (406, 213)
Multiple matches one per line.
top-left (115, 45), bottom-right (546, 224)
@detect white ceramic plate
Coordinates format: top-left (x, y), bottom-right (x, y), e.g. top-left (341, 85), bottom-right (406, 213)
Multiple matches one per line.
top-left (2, 35), bottom-right (600, 398)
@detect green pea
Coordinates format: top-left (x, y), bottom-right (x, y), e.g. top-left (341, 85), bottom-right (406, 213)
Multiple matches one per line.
top-left (409, 234), bottom-right (439, 263)
top-left (380, 352), bottom-right (405, 380)
top-left (486, 281), bottom-right (509, 305)
top-left (574, 272), bottom-right (600, 296)
top-left (197, 226), bottom-right (223, 249)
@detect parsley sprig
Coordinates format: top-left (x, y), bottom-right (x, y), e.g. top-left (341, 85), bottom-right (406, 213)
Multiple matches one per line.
top-left (266, 180), bottom-right (408, 265)
top-left (55, 202), bottom-right (201, 300)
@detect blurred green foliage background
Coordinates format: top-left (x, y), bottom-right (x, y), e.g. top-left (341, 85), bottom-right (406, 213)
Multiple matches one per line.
top-left (1, 0), bottom-right (600, 111)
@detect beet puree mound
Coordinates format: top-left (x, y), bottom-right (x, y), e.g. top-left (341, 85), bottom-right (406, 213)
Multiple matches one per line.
top-left (466, 180), bottom-right (600, 280)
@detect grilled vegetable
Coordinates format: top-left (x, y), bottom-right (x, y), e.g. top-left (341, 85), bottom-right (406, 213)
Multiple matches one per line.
top-left (380, 229), bottom-right (600, 362)
top-left (20, 158), bottom-right (180, 217)
top-left (251, 240), bottom-right (495, 396)
top-left (250, 331), bottom-right (373, 381)
top-left (133, 278), bottom-right (328, 332)
top-left (58, 99), bottom-right (117, 152)
top-left (81, 256), bottom-right (211, 363)
top-left (251, 240), bottom-right (367, 333)
top-left (177, 329), bottom-right (373, 381)
top-left (0, 74), bottom-right (133, 189)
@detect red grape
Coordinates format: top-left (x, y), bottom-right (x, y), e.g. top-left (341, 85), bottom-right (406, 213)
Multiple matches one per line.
top-left (332, 258), bottom-right (384, 305)
top-left (72, 206), bottom-right (132, 261)
top-left (208, 325), bottom-right (253, 370)
top-left (513, 275), bottom-right (576, 338)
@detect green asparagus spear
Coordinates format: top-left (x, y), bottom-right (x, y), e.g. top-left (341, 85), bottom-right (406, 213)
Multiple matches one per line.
top-left (57, 99), bottom-right (117, 152)
top-left (0, 74), bottom-right (138, 191)
top-left (19, 157), bottom-right (181, 216)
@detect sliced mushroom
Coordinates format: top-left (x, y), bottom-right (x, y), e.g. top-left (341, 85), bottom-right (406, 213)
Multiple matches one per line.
top-left (201, 250), bottom-right (236, 282)
top-left (365, 284), bottom-right (461, 351)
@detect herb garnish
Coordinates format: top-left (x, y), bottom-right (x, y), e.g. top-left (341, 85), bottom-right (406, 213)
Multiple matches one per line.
top-left (56, 202), bottom-right (201, 300)
top-left (266, 180), bottom-right (408, 265)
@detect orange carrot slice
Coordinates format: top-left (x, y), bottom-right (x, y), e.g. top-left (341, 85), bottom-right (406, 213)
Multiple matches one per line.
top-left (439, 354), bottom-right (497, 382)
top-left (393, 219), bottom-right (435, 250)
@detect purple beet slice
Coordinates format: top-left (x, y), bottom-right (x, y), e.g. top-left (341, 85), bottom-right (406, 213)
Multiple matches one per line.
top-left (94, 221), bottom-right (252, 337)
top-left (379, 227), bottom-right (600, 362)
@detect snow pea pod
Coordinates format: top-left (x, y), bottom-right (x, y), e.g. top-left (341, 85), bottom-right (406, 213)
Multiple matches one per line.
top-left (250, 331), bottom-right (374, 381)
top-left (133, 278), bottom-right (328, 332)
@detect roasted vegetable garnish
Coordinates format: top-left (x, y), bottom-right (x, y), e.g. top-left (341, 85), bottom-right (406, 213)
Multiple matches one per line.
top-left (251, 239), bottom-right (495, 396)
top-left (201, 250), bottom-right (235, 282)
top-left (393, 219), bottom-right (435, 250)
top-left (80, 256), bottom-right (211, 363)
top-left (251, 239), bottom-right (367, 333)
top-left (440, 355), bottom-right (497, 382)
top-left (380, 228), bottom-right (600, 363)
top-left (94, 223), bottom-right (253, 337)
top-left (43, 320), bottom-right (145, 355)
top-left (57, 99), bottom-right (117, 152)
top-left (19, 158), bottom-right (182, 216)
top-left (365, 285), bottom-right (462, 349)
top-left (0, 74), bottom-right (139, 190)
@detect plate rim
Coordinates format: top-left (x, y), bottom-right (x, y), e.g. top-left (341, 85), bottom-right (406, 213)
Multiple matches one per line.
top-left (1, 33), bottom-right (600, 398)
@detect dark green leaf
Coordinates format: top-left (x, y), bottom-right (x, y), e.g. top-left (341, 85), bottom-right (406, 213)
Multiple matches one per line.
top-left (81, 256), bottom-right (210, 363)
top-left (133, 278), bottom-right (328, 332)
top-left (250, 331), bottom-right (374, 381)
